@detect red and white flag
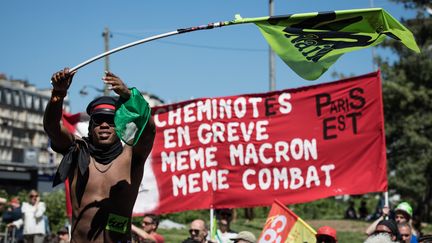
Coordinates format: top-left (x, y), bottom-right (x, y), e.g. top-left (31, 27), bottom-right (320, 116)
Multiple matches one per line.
top-left (258, 200), bottom-right (316, 243)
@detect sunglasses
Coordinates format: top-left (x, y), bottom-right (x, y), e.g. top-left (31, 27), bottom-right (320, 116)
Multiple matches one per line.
top-left (142, 221), bottom-right (154, 226)
top-left (29, 195), bottom-right (38, 198)
top-left (91, 114), bottom-right (115, 127)
top-left (316, 235), bottom-right (336, 243)
top-left (189, 229), bottom-right (200, 235)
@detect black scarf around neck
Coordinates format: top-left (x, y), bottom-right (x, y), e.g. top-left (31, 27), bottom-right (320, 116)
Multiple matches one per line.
top-left (52, 137), bottom-right (123, 187)
top-left (82, 137), bottom-right (123, 165)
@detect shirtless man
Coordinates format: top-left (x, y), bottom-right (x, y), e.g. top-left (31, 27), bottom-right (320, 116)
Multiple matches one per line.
top-left (44, 68), bottom-right (155, 242)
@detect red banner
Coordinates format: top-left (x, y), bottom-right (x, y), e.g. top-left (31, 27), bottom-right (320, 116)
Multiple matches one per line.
top-left (133, 71), bottom-right (387, 215)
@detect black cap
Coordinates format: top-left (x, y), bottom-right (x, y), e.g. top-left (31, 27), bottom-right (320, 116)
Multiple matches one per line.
top-left (86, 96), bottom-right (118, 116)
top-left (377, 219), bottom-right (401, 241)
top-left (57, 227), bottom-right (68, 234)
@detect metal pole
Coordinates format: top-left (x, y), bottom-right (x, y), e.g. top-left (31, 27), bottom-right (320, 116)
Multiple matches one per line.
top-left (370, 0), bottom-right (377, 71)
top-left (70, 23), bottom-right (224, 73)
top-left (210, 207), bottom-right (214, 241)
top-left (102, 27), bottom-right (111, 95)
top-left (384, 191), bottom-right (389, 207)
top-left (269, 0), bottom-right (276, 91)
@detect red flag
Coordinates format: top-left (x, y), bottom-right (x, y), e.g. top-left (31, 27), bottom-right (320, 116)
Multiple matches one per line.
top-left (60, 111), bottom-right (89, 221)
top-left (258, 200), bottom-right (316, 243)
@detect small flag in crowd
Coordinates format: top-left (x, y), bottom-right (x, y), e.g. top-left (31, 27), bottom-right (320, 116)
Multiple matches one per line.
top-left (258, 200), bottom-right (316, 243)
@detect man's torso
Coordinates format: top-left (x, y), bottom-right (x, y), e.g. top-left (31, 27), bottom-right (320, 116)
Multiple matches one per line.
top-left (69, 147), bottom-right (144, 243)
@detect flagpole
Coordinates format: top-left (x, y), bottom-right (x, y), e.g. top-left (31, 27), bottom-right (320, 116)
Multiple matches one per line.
top-left (70, 23), bottom-right (225, 72)
top-left (384, 191), bottom-right (389, 207)
top-left (269, 0), bottom-right (276, 91)
top-left (210, 207), bottom-right (214, 241)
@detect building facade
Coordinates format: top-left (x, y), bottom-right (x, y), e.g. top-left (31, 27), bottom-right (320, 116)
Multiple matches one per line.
top-left (0, 74), bottom-right (70, 194)
top-left (0, 74), bottom-right (164, 194)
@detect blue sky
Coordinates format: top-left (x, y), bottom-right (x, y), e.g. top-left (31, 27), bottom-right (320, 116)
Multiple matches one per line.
top-left (0, 0), bottom-right (415, 113)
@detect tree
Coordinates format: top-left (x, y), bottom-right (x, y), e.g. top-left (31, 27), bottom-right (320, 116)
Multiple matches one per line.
top-left (380, 0), bottom-right (432, 222)
top-left (43, 189), bottom-right (68, 233)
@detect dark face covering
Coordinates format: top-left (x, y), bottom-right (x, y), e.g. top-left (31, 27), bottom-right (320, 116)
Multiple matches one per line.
top-left (84, 117), bottom-right (123, 165)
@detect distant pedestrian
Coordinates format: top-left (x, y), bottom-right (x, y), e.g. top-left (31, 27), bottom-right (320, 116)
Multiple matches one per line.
top-left (9, 190), bottom-right (46, 243)
top-left (131, 214), bottom-right (164, 243)
top-left (2, 197), bottom-right (23, 241)
top-left (344, 200), bottom-right (357, 219)
top-left (398, 222), bottom-right (413, 243)
top-left (57, 227), bottom-right (70, 243)
top-left (215, 218), bottom-right (237, 243)
top-left (316, 226), bottom-right (337, 243)
top-left (229, 231), bottom-right (256, 243)
top-left (182, 219), bottom-right (212, 243)
top-left (359, 200), bottom-right (369, 220)
top-left (372, 219), bottom-right (400, 242)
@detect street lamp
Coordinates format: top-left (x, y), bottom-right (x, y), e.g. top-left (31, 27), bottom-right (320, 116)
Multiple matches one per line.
top-left (79, 85), bottom-right (105, 97)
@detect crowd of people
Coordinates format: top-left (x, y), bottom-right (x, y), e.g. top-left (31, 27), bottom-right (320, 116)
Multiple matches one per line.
top-left (0, 190), bottom-right (70, 243)
top-left (2, 193), bottom-right (432, 243)
top-left (128, 201), bottom-right (432, 243)
top-left (1, 68), bottom-right (430, 243)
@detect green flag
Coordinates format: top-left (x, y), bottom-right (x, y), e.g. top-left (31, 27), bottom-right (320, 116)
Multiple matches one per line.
top-left (115, 87), bottom-right (151, 146)
top-left (227, 8), bottom-right (420, 80)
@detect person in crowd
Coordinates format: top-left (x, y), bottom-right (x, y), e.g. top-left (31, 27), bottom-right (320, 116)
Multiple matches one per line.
top-left (368, 195), bottom-right (386, 221)
top-left (229, 231), bottom-right (256, 243)
top-left (363, 233), bottom-right (396, 243)
top-left (44, 68), bottom-right (155, 242)
top-left (9, 190), bottom-right (46, 243)
top-left (57, 227), bottom-right (70, 243)
top-left (372, 219), bottom-right (401, 242)
top-left (244, 208), bottom-right (254, 222)
top-left (216, 208), bottom-right (234, 223)
top-left (131, 214), bottom-right (164, 242)
top-left (316, 226), bottom-right (337, 243)
top-left (2, 197), bottom-right (23, 241)
top-left (399, 222), bottom-right (414, 243)
top-left (344, 200), bottom-right (358, 220)
top-left (359, 200), bottom-right (369, 220)
top-left (182, 219), bottom-right (212, 243)
top-left (365, 201), bottom-right (416, 236)
top-left (215, 218), bottom-right (237, 243)
top-left (394, 202), bottom-right (418, 243)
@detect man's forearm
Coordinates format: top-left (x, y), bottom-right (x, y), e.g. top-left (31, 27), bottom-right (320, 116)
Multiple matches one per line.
top-left (365, 216), bottom-right (383, 235)
top-left (43, 90), bottom-right (66, 137)
top-left (43, 90), bottom-right (74, 152)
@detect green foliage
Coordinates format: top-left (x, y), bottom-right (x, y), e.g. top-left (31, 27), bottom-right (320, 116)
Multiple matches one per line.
top-left (160, 209), bottom-right (210, 225)
top-left (379, 8), bottom-right (432, 222)
top-left (291, 198), bottom-right (346, 220)
top-left (0, 189), bottom-right (8, 199)
top-left (337, 231), bottom-right (367, 242)
top-left (288, 196), bottom-right (380, 220)
top-left (42, 189), bottom-right (68, 233)
top-left (331, 0), bottom-right (432, 223)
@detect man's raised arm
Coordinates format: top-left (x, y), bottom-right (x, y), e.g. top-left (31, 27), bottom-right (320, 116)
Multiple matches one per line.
top-left (102, 71), bottom-right (156, 163)
top-left (43, 68), bottom-right (76, 153)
